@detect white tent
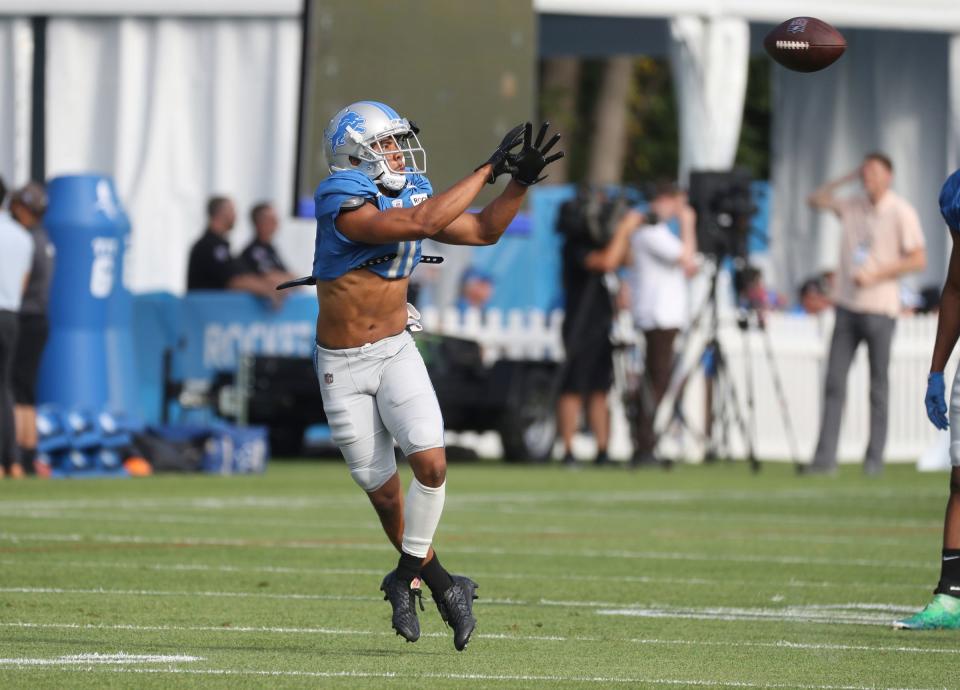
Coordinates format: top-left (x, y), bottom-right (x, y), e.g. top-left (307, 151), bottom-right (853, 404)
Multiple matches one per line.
top-left (2, 0), bottom-right (960, 294)
top-left (0, 1), bottom-right (305, 294)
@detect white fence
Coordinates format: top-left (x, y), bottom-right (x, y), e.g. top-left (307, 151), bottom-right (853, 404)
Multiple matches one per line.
top-left (419, 306), bottom-right (952, 464)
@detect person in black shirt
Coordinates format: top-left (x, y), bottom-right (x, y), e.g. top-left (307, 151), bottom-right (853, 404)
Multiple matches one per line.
top-left (186, 196), bottom-right (282, 304)
top-left (10, 181), bottom-right (52, 476)
top-left (239, 202), bottom-right (293, 281)
top-left (555, 188), bottom-right (639, 466)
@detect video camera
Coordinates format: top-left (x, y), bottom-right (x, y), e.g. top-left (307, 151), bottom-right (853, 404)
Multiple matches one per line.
top-left (688, 169), bottom-right (756, 260)
top-left (556, 186), bottom-right (631, 248)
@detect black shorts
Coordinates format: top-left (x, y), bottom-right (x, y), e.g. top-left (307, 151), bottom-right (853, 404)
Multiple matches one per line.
top-left (12, 314), bottom-right (48, 406)
top-left (559, 334), bottom-right (613, 395)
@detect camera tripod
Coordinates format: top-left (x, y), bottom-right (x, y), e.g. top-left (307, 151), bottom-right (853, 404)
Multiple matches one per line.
top-left (648, 257), bottom-right (800, 471)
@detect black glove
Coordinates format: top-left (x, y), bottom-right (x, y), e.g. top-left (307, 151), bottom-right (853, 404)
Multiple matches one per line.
top-left (506, 122), bottom-right (564, 186)
top-left (476, 124), bottom-right (525, 184)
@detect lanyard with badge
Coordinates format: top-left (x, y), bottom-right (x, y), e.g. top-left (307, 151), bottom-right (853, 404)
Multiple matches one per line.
top-left (852, 214), bottom-right (874, 269)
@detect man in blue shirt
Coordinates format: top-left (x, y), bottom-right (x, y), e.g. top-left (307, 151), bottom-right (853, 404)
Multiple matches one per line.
top-left (311, 101), bottom-right (561, 650)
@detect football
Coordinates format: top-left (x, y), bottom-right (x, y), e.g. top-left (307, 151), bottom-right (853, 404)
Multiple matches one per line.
top-left (763, 17), bottom-right (846, 73)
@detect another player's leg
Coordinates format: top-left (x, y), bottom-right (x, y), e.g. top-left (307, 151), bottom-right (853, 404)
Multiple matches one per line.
top-left (894, 367), bottom-right (960, 630)
top-left (894, 466), bottom-right (960, 630)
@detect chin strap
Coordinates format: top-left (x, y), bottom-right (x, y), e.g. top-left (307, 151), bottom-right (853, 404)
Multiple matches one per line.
top-left (276, 254), bottom-right (444, 290)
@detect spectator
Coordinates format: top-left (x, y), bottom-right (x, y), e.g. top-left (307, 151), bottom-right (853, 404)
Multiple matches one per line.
top-left (0, 176), bottom-right (34, 479)
top-left (805, 153), bottom-right (926, 475)
top-left (556, 187), bottom-right (637, 466)
top-left (186, 196), bottom-right (282, 305)
top-left (797, 274), bottom-right (832, 315)
top-left (623, 182), bottom-right (698, 467)
top-left (456, 267), bottom-right (494, 312)
top-left (9, 181), bottom-right (52, 476)
top-left (239, 201), bottom-right (293, 281)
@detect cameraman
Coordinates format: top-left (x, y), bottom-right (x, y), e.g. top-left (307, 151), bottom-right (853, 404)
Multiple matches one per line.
top-left (624, 182), bottom-right (698, 467)
top-left (556, 187), bottom-right (638, 466)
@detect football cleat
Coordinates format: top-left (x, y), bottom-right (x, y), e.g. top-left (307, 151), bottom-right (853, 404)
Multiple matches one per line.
top-left (893, 594), bottom-right (960, 630)
top-left (435, 575), bottom-right (479, 651)
top-left (380, 570), bottom-right (424, 642)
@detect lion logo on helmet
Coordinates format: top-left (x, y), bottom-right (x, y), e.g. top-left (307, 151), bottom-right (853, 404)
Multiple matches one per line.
top-left (331, 111), bottom-right (366, 149)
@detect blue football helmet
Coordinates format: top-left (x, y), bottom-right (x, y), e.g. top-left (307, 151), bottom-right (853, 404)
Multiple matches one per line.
top-left (323, 101), bottom-right (426, 191)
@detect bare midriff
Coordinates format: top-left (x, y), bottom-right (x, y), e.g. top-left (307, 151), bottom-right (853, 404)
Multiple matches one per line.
top-left (315, 270), bottom-right (409, 349)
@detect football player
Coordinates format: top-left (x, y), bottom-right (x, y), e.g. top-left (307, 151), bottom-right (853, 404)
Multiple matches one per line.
top-left (311, 101), bottom-right (561, 650)
top-left (895, 168), bottom-right (960, 630)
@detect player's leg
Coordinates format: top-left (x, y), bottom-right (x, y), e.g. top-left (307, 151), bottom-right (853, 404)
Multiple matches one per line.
top-left (862, 313), bottom-right (896, 475)
top-left (894, 371), bottom-right (960, 630)
top-left (809, 307), bottom-right (860, 473)
top-left (315, 343), bottom-right (422, 642)
top-left (378, 333), bottom-right (477, 650)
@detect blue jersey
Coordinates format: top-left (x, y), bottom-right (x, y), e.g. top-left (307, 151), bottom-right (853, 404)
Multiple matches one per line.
top-left (312, 170), bottom-right (433, 280)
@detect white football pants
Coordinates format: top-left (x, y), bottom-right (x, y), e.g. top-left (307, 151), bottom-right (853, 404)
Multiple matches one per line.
top-left (314, 330), bottom-right (445, 491)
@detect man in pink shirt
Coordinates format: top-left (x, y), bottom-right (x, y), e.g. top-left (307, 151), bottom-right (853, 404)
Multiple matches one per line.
top-left (806, 153), bottom-right (926, 475)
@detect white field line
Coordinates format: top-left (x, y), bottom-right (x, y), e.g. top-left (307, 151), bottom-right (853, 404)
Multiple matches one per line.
top-left (0, 486), bottom-right (938, 509)
top-left (4, 621), bottom-right (959, 656)
top-left (0, 652), bottom-right (203, 666)
top-left (0, 586), bottom-right (916, 625)
top-left (0, 510), bottom-right (379, 530)
top-left (0, 511), bottom-right (936, 546)
top-left (0, 557), bottom-right (930, 591)
top-left (0, 531), bottom-right (934, 569)
top-left (3, 665), bottom-right (948, 690)
top-left (594, 603), bottom-right (913, 625)
top-left (0, 494), bottom-right (944, 531)
top-left (0, 485), bottom-right (945, 507)
top-left (482, 504), bottom-right (944, 530)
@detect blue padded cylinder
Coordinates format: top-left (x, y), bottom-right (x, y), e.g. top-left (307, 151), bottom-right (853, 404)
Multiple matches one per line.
top-left (38, 175), bottom-right (133, 412)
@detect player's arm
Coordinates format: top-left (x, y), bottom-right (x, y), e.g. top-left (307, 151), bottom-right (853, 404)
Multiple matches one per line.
top-left (432, 182), bottom-right (526, 246)
top-left (932, 240), bottom-right (960, 374)
top-left (336, 167), bottom-right (491, 244)
top-left (434, 122), bottom-right (564, 246)
top-left (336, 125), bottom-right (528, 245)
top-left (925, 238), bottom-right (960, 429)
top-left (807, 169), bottom-right (859, 216)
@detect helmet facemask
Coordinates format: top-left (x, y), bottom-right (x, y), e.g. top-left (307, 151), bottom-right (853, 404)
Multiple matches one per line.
top-left (354, 128), bottom-right (427, 191)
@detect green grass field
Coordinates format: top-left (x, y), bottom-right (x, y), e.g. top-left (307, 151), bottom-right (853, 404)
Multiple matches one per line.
top-left (0, 459), bottom-right (956, 689)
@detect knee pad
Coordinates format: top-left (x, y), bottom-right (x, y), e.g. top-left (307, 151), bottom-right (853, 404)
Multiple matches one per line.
top-left (346, 433), bottom-right (397, 492)
top-left (350, 459), bottom-right (396, 493)
top-left (400, 418), bottom-right (445, 457)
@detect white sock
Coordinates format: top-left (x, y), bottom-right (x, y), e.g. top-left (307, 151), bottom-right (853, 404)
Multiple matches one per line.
top-left (401, 478), bottom-right (445, 558)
